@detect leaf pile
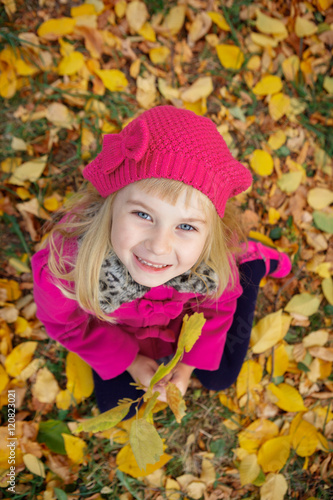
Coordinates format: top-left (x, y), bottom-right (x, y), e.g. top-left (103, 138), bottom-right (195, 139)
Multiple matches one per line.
top-left (0, 0), bottom-right (333, 499)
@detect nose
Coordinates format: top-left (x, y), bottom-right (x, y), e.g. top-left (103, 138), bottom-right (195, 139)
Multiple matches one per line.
top-left (145, 226), bottom-right (172, 255)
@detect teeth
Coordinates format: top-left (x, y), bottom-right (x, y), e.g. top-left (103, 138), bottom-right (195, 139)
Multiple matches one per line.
top-left (137, 257), bottom-right (169, 269)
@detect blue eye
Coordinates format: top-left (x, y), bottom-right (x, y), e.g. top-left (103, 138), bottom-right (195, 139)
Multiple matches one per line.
top-left (179, 223), bottom-right (195, 231)
top-left (136, 211), bottom-right (151, 220)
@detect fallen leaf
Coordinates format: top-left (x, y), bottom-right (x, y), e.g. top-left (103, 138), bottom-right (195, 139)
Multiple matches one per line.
top-left (32, 367), bottom-right (60, 404)
top-left (62, 433), bottom-right (87, 464)
top-left (188, 12), bottom-right (212, 45)
top-left (149, 46), bottom-right (170, 65)
top-left (126, 0), bottom-right (148, 32)
top-left (250, 149), bottom-right (274, 176)
top-left (37, 17), bottom-right (76, 40)
top-left (251, 309), bottom-right (291, 353)
top-left (216, 44), bottom-right (244, 70)
top-left (322, 277), bottom-right (333, 305)
top-left (180, 76), bottom-right (213, 103)
top-left (239, 419), bottom-right (279, 453)
top-left (313, 211), bottom-right (333, 234)
top-left (266, 344), bottom-right (289, 377)
top-left (295, 16), bottom-right (318, 38)
top-left (8, 156), bottom-right (48, 185)
top-left (285, 293), bottom-right (321, 316)
top-left (46, 103), bottom-right (75, 129)
top-left (239, 453), bottom-right (261, 485)
top-left (207, 12), bottom-right (230, 31)
top-left (4, 341), bottom-right (38, 377)
top-left (307, 188), bottom-right (333, 210)
top-left (268, 130), bottom-right (286, 150)
top-left (23, 453), bottom-right (46, 478)
top-left (303, 329), bottom-right (329, 348)
top-left (268, 93), bottom-right (290, 121)
top-left (257, 436), bottom-right (290, 472)
top-left (66, 351), bottom-right (94, 403)
top-left (116, 442), bottom-right (172, 478)
top-left (237, 360), bottom-right (263, 399)
top-left (260, 473), bottom-right (288, 500)
top-left (160, 5), bottom-right (186, 37)
top-left (253, 75), bottom-right (283, 95)
top-left (290, 414), bottom-right (319, 457)
top-left (267, 383), bottom-right (307, 411)
top-left (277, 172), bottom-right (303, 194)
top-left (282, 55), bottom-right (300, 81)
top-left (256, 10), bottom-right (288, 37)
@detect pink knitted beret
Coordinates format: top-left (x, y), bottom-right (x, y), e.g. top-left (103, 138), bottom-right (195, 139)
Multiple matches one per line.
top-left (83, 105), bottom-right (252, 217)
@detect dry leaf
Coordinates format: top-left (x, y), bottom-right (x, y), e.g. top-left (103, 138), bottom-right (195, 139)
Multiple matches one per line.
top-left (32, 367), bottom-right (60, 403)
top-left (180, 76), bottom-right (213, 103)
top-left (260, 473), bottom-right (288, 500)
top-left (62, 433), bottom-right (87, 464)
top-left (216, 44), bottom-right (244, 70)
top-left (250, 149), bottom-right (274, 176)
top-left (8, 156), bottom-right (47, 185)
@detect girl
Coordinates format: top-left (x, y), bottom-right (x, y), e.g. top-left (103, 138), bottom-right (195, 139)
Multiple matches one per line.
top-left (31, 105), bottom-right (291, 417)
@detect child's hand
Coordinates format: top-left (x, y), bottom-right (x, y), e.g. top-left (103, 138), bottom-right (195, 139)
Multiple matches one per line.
top-left (154, 362), bottom-right (194, 403)
top-left (126, 354), bottom-right (160, 388)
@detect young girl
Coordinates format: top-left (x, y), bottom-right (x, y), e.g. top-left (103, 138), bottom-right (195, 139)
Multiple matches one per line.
top-left (31, 105), bottom-right (291, 417)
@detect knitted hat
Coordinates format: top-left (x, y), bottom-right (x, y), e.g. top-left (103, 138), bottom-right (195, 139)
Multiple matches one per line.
top-left (83, 105), bottom-right (252, 217)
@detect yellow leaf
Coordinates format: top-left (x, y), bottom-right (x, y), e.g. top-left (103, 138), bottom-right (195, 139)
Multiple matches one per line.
top-left (56, 389), bottom-right (72, 410)
top-left (58, 51), bottom-right (85, 76)
top-left (46, 102), bottom-right (75, 129)
top-left (268, 207), bottom-right (281, 225)
top-left (307, 188), bottom-right (333, 210)
top-left (248, 231), bottom-right (275, 247)
top-left (165, 477), bottom-right (181, 499)
top-left (129, 418), bottom-right (164, 471)
top-left (247, 55), bottom-right (261, 70)
top-left (251, 310), bottom-right (291, 354)
top-left (239, 453), bottom-right (260, 486)
top-left (260, 473), bottom-right (288, 500)
top-left (253, 75), bottom-right (283, 95)
top-left (200, 458), bottom-right (216, 486)
top-left (138, 22), bottom-right (156, 42)
top-left (295, 16), bottom-right (318, 38)
top-left (268, 130), bottom-right (286, 151)
top-left (290, 414), bottom-right (319, 456)
top-left (218, 393), bottom-right (239, 413)
top-left (181, 77), bottom-right (213, 103)
top-left (115, 0), bottom-right (127, 18)
top-left (4, 341), bottom-right (38, 377)
top-left (44, 196), bottom-right (60, 212)
top-left (23, 453), bottom-right (45, 478)
top-left (239, 419), bottom-right (279, 453)
top-left (269, 93), bottom-right (290, 121)
top-left (62, 433), bottom-right (87, 464)
top-left (236, 360), bottom-right (263, 399)
top-left (250, 149), bottom-right (274, 176)
top-left (14, 316), bottom-right (29, 335)
top-left (183, 99), bottom-right (207, 116)
top-left (207, 12), bottom-right (230, 31)
top-left (0, 66), bottom-right (17, 98)
top-left (71, 4), bottom-right (96, 16)
top-left (32, 367), bottom-right (60, 403)
top-left (126, 0), bottom-right (148, 32)
top-left (37, 17), bottom-right (76, 40)
top-left (277, 171), bottom-right (303, 194)
top-left (188, 13), bottom-right (212, 45)
top-left (0, 279), bottom-right (22, 301)
top-left (303, 329), bottom-right (329, 348)
top-left (216, 44), bottom-right (244, 70)
top-left (0, 364), bottom-right (9, 393)
top-left (282, 55), bottom-right (300, 81)
top-left (160, 6), bottom-right (186, 37)
top-left (185, 481), bottom-right (207, 499)
top-left (66, 351), bottom-right (94, 403)
top-left (178, 312), bottom-right (205, 353)
top-left (251, 32), bottom-right (278, 48)
top-left (95, 69), bottom-right (128, 92)
top-left (256, 10), bottom-right (288, 37)
top-left (267, 383), bottom-right (307, 411)
top-left (117, 442), bottom-right (172, 478)
top-left (158, 78), bottom-right (180, 101)
top-left (323, 76), bottom-right (333, 95)
top-left (267, 344), bottom-right (289, 377)
top-left (166, 382), bottom-right (186, 423)
top-left (257, 436), bottom-right (290, 472)
top-left (318, 0), bottom-right (333, 8)
top-left (15, 358), bottom-right (44, 382)
top-left (149, 46), bottom-right (170, 65)
top-left (285, 293), bottom-right (321, 317)
top-left (8, 156), bottom-right (47, 185)
top-left (1, 157), bottom-right (21, 173)
top-left (322, 277), bottom-right (333, 305)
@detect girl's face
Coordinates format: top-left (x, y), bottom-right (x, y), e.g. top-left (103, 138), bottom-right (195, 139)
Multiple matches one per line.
top-left (111, 183), bottom-right (209, 288)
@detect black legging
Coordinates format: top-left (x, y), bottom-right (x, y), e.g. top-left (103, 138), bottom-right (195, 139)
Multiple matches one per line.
top-left (92, 259), bottom-right (277, 417)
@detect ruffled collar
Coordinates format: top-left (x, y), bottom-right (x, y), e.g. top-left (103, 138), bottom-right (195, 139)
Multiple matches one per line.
top-left (98, 252), bottom-right (218, 313)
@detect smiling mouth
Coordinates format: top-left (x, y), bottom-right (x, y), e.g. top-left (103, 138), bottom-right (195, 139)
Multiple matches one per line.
top-left (135, 256), bottom-right (171, 269)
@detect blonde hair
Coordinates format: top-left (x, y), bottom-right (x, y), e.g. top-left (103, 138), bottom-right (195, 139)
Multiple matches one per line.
top-left (45, 179), bottom-right (245, 323)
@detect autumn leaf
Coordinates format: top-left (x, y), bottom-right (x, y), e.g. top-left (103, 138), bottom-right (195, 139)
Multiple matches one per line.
top-left (216, 44), bottom-right (244, 70)
top-left (4, 341), bottom-right (38, 377)
top-left (129, 418), bottom-right (164, 471)
top-left (62, 433), bottom-right (87, 464)
top-left (66, 351), bottom-right (94, 403)
top-left (267, 383), bottom-right (307, 412)
top-left (116, 442), bottom-right (172, 478)
top-left (239, 453), bottom-right (261, 485)
top-left (250, 149), bottom-right (274, 176)
top-left (75, 403), bottom-right (131, 434)
top-left (257, 436), bottom-right (291, 472)
top-left (166, 382), bottom-right (186, 423)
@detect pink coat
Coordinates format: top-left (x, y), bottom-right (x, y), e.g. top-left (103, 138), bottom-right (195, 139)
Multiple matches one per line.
top-left (31, 245), bottom-right (243, 380)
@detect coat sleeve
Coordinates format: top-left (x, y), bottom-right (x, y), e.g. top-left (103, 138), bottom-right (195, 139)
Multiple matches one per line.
top-left (181, 263), bottom-right (243, 371)
top-left (31, 249), bottom-right (139, 380)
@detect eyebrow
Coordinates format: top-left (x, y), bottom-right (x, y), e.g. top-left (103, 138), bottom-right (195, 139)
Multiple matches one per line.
top-left (126, 199), bottom-right (207, 224)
